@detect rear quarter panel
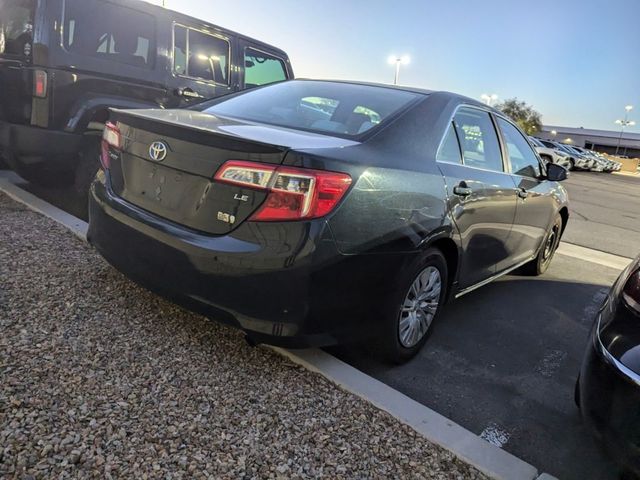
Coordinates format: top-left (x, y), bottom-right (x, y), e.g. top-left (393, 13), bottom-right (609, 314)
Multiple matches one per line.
top-left (285, 93), bottom-right (464, 256)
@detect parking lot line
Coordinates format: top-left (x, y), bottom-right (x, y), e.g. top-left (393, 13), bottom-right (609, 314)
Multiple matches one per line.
top-left (556, 241), bottom-right (632, 270)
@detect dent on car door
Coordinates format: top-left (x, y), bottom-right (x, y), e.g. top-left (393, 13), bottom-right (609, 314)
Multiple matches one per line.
top-left (436, 108), bottom-right (518, 289)
top-left (496, 117), bottom-right (556, 268)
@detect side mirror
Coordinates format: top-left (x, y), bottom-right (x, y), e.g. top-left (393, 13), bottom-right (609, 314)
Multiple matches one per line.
top-left (546, 163), bottom-right (568, 182)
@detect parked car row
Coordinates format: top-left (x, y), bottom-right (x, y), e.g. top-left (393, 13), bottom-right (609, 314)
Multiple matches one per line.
top-left (529, 137), bottom-right (622, 173)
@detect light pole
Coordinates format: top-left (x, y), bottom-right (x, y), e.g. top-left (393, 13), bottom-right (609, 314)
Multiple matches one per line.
top-left (615, 105), bottom-right (635, 155)
top-left (388, 55), bottom-right (410, 85)
top-left (481, 94), bottom-right (498, 106)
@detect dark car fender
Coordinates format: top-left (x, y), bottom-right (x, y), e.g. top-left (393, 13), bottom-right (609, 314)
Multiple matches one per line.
top-left (65, 96), bottom-right (163, 134)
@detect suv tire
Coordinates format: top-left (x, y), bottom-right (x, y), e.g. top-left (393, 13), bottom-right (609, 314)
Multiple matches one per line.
top-left (74, 134), bottom-right (102, 197)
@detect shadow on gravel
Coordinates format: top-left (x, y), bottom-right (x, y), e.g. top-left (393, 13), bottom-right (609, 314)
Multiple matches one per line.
top-left (329, 275), bottom-right (620, 480)
top-left (18, 180), bottom-right (89, 221)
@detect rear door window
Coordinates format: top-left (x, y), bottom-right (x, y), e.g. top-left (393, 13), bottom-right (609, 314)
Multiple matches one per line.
top-left (244, 48), bottom-right (287, 88)
top-left (437, 122), bottom-right (463, 164)
top-left (173, 25), bottom-right (230, 84)
top-left (497, 118), bottom-right (542, 178)
top-left (453, 108), bottom-right (504, 172)
top-left (62, 0), bottom-right (156, 68)
top-left (0, 0), bottom-right (34, 57)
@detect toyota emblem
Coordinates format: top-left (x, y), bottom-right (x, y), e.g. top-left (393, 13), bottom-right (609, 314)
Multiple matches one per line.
top-left (149, 141), bottom-right (168, 162)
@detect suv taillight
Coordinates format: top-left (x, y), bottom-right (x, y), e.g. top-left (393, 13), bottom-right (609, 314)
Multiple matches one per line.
top-left (623, 269), bottom-right (640, 314)
top-left (100, 122), bottom-right (121, 170)
top-left (33, 70), bottom-right (48, 98)
top-left (214, 160), bottom-right (352, 221)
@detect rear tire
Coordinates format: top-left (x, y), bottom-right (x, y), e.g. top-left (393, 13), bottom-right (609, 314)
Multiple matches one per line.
top-left (521, 214), bottom-right (563, 276)
top-left (568, 159), bottom-right (576, 171)
top-left (74, 134), bottom-right (102, 197)
top-left (377, 248), bottom-right (448, 364)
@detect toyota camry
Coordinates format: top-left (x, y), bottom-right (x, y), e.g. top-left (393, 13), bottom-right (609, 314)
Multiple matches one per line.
top-left (88, 79), bottom-right (569, 362)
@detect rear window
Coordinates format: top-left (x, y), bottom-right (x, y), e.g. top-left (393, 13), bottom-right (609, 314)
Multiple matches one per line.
top-left (0, 0), bottom-right (34, 57)
top-left (244, 48), bottom-right (287, 88)
top-left (62, 0), bottom-right (156, 69)
top-left (200, 80), bottom-right (422, 137)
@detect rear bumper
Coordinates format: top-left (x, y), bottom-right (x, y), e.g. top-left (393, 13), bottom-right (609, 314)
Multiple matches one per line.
top-left (579, 312), bottom-right (640, 474)
top-left (0, 121), bottom-right (82, 165)
top-left (88, 172), bottom-right (401, 348)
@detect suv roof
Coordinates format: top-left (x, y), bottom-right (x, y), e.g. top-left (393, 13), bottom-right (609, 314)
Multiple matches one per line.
top-left (106, 0), bottom-right (289, 57)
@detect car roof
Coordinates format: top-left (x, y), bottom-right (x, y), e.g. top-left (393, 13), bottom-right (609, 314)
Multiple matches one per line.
top-left (108, 0), bottom-right (290, 57)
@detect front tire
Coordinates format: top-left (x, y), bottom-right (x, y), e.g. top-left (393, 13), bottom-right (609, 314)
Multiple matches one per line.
top-left (521, 215), bottom-right (563, 276)
top-left (377, 248), bottom-right (448, 363)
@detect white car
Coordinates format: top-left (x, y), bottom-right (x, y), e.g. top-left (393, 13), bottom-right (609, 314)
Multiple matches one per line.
top-left (529, 137), bottom-right (572, 169)
top-left (539, 140), bottom-right (592, 170)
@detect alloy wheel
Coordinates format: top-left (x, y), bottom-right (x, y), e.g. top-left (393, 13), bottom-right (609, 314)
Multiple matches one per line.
top-left (398, 266), bottom-right (442, 348)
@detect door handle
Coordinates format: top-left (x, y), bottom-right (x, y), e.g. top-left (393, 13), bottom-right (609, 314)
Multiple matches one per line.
top-left (176, 87), bottom-right (204, 99)
top-left (453, 183), bottom-right (473, 197)
top-left (517, 189), bottom-right (529, 199)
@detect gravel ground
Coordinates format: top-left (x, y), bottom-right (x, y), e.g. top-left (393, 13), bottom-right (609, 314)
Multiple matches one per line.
top-left (0, 192), bottom-right (487, 479)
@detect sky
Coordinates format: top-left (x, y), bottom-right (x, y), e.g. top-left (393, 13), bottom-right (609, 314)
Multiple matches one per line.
top-left (152, 0), bottom-right (639, 131)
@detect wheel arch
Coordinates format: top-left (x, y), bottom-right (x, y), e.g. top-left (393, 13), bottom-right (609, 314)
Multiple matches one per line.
top-left (558, 206), bottom-right (569, 236)
top-left (65, 97), bottom-right (160, 134)
top-left (422, 234), bottom-right (460, 301)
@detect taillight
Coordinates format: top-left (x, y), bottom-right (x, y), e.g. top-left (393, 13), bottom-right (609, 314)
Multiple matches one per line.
top-left (33, 70), bottom-right (48, 98)
top-left (100, 122), bottom-right (121, 170)
top-left (623, 269), bottom-right (640, 314)
top-left (214, 160), bottom-right (352, 221)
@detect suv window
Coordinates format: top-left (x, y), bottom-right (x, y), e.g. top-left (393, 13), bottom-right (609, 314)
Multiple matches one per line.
top-left (63, 0), bottom-right (155, 68)
top-left (453, 108), bottom-right (503, 172)
top-left (244, 48), bottom-right (287, 88)
top-left (437, 122), bottom-right (463, 164)
top-left (0, 0), bottom-right (34, 57)
top-left (497, 118), bottom-right (542, 178)
top-left (173, 26), bottom-right (229, 84)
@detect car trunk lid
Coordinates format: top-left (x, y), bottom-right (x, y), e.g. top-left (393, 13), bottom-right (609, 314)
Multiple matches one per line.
top-left (107, 108), bottom-right (357, 235)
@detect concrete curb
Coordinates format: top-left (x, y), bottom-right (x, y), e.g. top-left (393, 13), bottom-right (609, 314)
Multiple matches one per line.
top-left (0, 173), bottom-right (556, 480)
top-left (272, 347), bottom-right (539, 480)
top-left (0, 172), bottom-right (88, 241)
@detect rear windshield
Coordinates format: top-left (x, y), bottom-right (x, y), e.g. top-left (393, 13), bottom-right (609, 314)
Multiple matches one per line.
top-left (0, 0), bottom-right (34, 57)
top-left (62, 0), bottom-right (156, 69)
top-left (200, 80), bottom-right (423, 138)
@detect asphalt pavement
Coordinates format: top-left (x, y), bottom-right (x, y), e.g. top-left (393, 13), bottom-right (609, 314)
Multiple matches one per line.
top-left (562, 171), bottom-right (640, 258)
top-left (331, 171), bottom-right (640, 480)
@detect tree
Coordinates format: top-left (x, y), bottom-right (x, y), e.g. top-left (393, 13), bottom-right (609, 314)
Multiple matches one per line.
top-left (494, 98), bottom-right (542, 135)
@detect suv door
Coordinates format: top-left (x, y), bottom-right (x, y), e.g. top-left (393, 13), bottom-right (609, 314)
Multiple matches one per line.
top-left (239, 41), bottom-right (291, 90)
top-left (496, 117), bottom-right (556, 268)
top-left (169, 24), bottom-right (235, 105)
top-left (436, 107), bottom-right (518, 289)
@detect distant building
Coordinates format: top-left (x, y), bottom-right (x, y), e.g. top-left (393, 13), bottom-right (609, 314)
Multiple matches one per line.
top-left (537, 125), bottom-right (640, 157)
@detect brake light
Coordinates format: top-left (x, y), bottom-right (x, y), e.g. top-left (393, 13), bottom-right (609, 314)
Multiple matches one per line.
top-left (623, 269), bottom-right (640, 314)
top-left (214, 160), bottom-right (352, 221)
top-left (33, 70), bottom-right (48, 98)
top-left (100, 122), bottom-right (121, 170)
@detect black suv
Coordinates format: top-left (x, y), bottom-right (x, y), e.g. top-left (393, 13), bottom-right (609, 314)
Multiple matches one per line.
top-left (0, 0), bottom-right (294, 193)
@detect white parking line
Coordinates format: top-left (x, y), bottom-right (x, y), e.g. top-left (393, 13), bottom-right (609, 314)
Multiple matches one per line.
top-left (557, 242), bottom-right (632, 271)
top-left (480, 423), bottom-right (511, 448)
